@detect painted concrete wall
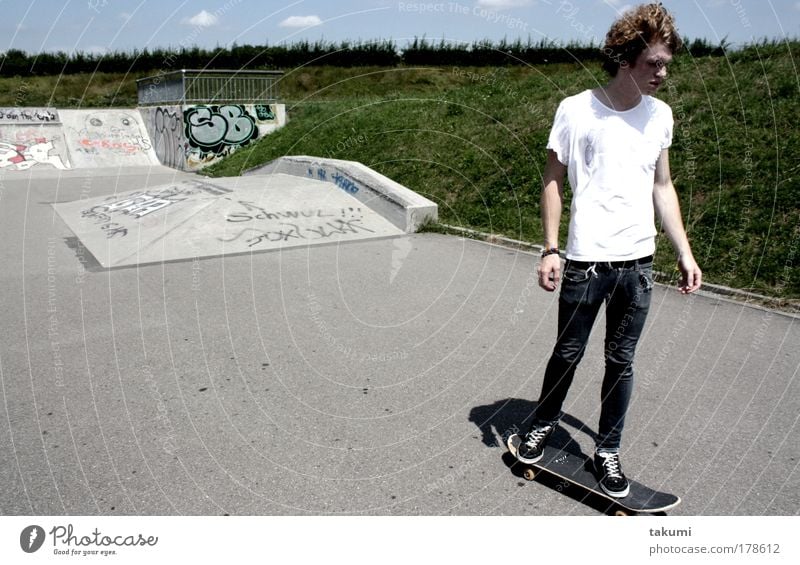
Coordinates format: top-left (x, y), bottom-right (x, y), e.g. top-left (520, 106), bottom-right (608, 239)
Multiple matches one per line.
top-left (0, 108), bottom-right (70, 171)
top-left (0, 104), bottom-right (287, 172)
top-left (59, 109), bottom-right (160, 168)
top-left (139, 105), bottom-right (188, 170)
top-left (141, 103), bottom-right (287, 171)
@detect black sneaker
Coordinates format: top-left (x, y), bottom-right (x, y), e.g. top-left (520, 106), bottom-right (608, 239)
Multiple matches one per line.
top-left (594, 451), bottom-right (630, 498)
top-left (515, 425), bottom-right (554, 464)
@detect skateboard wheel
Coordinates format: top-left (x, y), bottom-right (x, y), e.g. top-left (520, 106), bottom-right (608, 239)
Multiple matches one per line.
top-left (523, 468), bottom-right (536, 481)
top-left (614, 509), bottom-right (630, 517)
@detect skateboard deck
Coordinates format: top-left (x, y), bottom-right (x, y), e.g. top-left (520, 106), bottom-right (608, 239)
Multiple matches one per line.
top-left (507, 433), bottom-right (680, 515)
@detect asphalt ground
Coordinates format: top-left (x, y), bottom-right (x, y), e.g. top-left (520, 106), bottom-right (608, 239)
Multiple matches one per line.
top-left (1, 167), bottom-right (798, 516)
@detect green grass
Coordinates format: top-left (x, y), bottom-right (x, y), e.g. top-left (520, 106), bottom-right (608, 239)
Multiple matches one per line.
top-left (3, 43), bottom-right (798, 299)
top-left (0, 72), bottom-right (144, 107)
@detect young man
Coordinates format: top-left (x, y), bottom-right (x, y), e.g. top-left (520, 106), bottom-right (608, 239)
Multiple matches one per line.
top-left (510, 3), bottom-right (702, 498)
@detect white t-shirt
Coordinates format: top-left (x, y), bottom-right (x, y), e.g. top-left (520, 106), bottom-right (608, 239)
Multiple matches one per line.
top-left (547, 89), bottom-right (673, 261)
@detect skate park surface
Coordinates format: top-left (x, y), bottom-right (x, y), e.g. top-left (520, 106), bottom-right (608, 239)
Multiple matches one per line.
top-left (1, 162), bottom-right (798, 516)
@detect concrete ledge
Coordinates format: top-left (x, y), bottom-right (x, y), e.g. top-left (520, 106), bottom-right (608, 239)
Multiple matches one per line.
top-left (244, 155), bottom-right (438, 233)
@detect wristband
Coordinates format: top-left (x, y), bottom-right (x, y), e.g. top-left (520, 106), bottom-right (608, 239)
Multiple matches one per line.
top-left (541, 247), bottom-right (560, 258)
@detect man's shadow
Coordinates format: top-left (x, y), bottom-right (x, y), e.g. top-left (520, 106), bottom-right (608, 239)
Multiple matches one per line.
top-left (469, 398), bottom-right (621, 514)
top-left (468, 398), bottom-right (596, 453)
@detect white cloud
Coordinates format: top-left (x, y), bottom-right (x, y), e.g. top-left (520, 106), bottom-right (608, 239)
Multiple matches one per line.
top-left (182, 10), bottom-right (219, 28)
top-left (477, 0), bottom-right (532, 8)
top-left (279, 15), bottom-right (323, 28)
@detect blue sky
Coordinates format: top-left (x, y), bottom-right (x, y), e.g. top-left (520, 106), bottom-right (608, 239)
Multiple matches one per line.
top-left (2, 0), bottom-right (798, 55)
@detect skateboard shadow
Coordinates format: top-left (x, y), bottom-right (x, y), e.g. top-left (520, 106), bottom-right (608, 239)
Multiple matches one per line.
top-left (467, 397), bottom-right (596, 452)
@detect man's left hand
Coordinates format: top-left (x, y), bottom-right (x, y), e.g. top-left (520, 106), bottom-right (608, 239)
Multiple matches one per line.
top-left (678, 255), bottom-right (702, 294)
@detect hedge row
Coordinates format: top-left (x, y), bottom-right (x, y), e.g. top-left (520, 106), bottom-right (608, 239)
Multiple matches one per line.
top-left (0, 37), bottom-right (735, 76)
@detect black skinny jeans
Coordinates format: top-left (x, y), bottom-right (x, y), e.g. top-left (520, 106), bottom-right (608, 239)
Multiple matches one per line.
top-left (531, 257), bottom-right (654, 451)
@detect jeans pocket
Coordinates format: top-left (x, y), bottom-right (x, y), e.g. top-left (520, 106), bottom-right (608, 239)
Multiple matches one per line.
top-left (563, 265), bottom-right (591, 283)
top-left (561, 265), bottom-right (592, 304)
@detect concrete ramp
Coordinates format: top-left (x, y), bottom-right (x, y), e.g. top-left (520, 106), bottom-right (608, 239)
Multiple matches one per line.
top-left (53, 173), bottom-right (405, 268)
top-left (60, 109), bottom-right (160, 168)
top-left (246, 156), bottom-right (438, 233)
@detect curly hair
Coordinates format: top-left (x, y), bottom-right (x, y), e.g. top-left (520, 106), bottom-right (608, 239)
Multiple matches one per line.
top-left (601, 3), bottom-right (683, 76)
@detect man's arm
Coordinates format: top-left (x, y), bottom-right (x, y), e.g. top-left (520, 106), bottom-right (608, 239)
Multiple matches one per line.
top-left (538, 149), bottom-right (567, 291)
top-left (653, 148), bottom-right (702, 294)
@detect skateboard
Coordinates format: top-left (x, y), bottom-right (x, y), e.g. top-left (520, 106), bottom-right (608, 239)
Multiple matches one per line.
top-left (507, 433), bottom-right (680, 516)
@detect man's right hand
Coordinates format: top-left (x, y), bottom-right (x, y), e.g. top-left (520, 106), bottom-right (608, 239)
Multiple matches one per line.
top-left (538, 253), bottom-right (561, 291)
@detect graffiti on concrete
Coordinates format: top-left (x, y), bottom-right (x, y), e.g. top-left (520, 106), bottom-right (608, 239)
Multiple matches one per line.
top-left (331, 172), bottom-right (360, 194)
top-left (77, 137), bottom-right (148, 154)
top-left (150, 106), bottom-right (186, 169)
top-left (99, 222), bottom-right (129, 239)
top-left (219, 219), bottom-right (376, 247)
top-left (308, 167), bottom-right (328, 181)
top-left (70, 111), bottom-right (153, 156)
top-left (225, 200), bottom-right (364, 223)
top-left (254, 104), bottom-right (276, 121)
top-left (218, 200), bottom-right (373, 247)
top-left (306, 167), bottom-right (361, 194)
top-left (184, 104), bottom-right (258, 157)
top-left (79, 183), bottom-right (228, 238)
top-left (0, 108), bottom-right (59, 123)
top-left (0, 138), bottom-right (68, 170)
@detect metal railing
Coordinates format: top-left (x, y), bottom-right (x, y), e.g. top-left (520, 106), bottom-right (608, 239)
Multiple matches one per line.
top-left (136, 69), bottom-right (283, 106)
